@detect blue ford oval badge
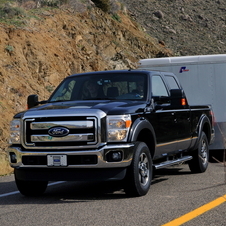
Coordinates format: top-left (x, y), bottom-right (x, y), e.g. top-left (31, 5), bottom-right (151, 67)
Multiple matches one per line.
top-left (48, 127), bottom-right (69, 137)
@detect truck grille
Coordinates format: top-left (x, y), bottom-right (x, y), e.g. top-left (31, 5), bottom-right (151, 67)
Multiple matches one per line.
top-left (23, 116), bottom-right (98, 149)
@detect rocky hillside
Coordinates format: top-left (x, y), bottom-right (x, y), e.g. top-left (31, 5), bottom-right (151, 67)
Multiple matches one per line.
top-left (121, 0), bottom-right (226, 56)
top-left (0, 0), bottom-right (171, 175)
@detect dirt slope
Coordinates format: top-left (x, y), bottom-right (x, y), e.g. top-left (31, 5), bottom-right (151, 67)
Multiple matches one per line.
top-left (0, 4), bottom-right (171, 175)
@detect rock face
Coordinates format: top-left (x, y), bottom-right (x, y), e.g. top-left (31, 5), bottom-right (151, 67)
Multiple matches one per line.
top-left (120, 0), bottom-right (226, 56)
top-left (0, 3), bottom-right (171, 174)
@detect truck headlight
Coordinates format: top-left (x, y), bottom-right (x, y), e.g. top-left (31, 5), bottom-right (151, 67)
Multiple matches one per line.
top-left (9, 119), bottom-right (21, 144)
top-left (107, 115), bottom-right (132, 142)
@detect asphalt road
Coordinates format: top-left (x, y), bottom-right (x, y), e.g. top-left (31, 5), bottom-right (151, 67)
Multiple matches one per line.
top-left (0, 151), bottom-right (225, 226)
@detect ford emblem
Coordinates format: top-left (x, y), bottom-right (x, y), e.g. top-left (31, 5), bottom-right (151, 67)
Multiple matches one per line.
top-left (48, 127), bottom-right (69, 137)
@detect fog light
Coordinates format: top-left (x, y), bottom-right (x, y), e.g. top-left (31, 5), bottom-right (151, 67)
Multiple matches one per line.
top-left (9, 152), bottom-right (17, 163)
top-left (106, 151), bottom-right (123, 162)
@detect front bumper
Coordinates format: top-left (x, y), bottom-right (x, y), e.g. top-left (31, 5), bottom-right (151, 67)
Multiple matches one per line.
top-left (8, 144), bottom-right (134, 169)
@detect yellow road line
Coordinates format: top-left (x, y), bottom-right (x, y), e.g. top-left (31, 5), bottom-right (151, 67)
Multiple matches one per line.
top-left (162, 194), bottom-right (226, 226)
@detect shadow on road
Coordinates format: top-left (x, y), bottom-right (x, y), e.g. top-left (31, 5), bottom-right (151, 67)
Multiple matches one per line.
top-left (0, 166), bottom-right (191, 205)
top-left (209, 149), bottom-right (225, 163)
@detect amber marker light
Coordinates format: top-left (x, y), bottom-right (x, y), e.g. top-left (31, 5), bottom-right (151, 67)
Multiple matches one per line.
top-left (181, 98), bottom-right (187, 106)
top-left (126, 120), bottom-right (132, 128)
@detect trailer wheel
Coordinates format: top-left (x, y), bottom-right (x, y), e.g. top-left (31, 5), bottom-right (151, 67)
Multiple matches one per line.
top-left (124, 142), bottom-right (152, 197)
top-left (188, 132), bottom-right (209, 173)
top-left (15, 174), bottom-right (48, 196)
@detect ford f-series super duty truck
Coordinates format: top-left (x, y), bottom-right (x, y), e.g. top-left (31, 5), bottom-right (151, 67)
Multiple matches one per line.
top-left (8, 70), bottom-right (215, 197)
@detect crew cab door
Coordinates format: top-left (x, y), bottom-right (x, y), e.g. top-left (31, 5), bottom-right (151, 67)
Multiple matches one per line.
top-left (149, 74), bottom-right (178, 155)
top-left (164, 74), bottom-right (192, 151)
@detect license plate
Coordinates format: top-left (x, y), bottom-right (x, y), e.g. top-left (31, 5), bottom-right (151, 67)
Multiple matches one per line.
top-left (47, 155), bottom-right (67, 166)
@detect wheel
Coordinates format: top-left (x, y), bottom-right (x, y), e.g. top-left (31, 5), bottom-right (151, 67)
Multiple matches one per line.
top-left (15, 174), bottom-right (48, 196)
top-left (124, 142), bottom-right (152, 197)
top-left (188, 131), bottom-right (209, 173)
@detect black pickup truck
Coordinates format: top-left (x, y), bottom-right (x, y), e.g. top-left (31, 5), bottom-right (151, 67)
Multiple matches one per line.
top-left (8, 70), bottom-right (215, 197)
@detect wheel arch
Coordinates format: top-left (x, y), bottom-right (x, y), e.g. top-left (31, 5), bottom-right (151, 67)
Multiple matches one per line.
top-left (194, 114), bottom-right (212, 150)
top-left (198, 115), bottom-right (212, 143)
top-left (129, 118), bottom-right (156, 158)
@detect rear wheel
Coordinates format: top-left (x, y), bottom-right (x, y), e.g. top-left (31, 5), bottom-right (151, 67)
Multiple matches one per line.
top-left (188, 132), bottom-right (209, 173)
top-left (15, 173), bottom-right (48, 196)
top-left (124, 142), bottom-right (152, 197)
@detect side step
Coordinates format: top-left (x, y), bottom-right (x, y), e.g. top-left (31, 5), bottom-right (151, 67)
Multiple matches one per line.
top-left (153, 156), bottom-right (193, 170)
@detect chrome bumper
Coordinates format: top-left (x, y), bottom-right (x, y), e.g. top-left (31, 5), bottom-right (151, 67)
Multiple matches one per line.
top-left (8, 143), bottom-right (134, 169)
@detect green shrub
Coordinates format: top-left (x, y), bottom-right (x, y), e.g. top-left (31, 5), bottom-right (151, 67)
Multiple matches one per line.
top-left (40, 0), bottom-right (60, 7)
top-left (45, 85), bottom-right (55, 93)
top-left (112, 13), bottom-right (121, 22)
top-left (5, 45), bottom-right (14, 53)
top-left (92, 0), bottom-right (110, 13)
top-left (0, 4), bottom-right (25, 19)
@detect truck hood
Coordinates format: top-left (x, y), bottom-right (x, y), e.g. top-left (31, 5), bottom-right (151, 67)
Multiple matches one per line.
top-left (15, 100), bottom-right (148, 118)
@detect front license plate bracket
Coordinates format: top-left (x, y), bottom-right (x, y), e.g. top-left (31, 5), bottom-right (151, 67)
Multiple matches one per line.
top-left (47, 155), bottom-right (67, 166)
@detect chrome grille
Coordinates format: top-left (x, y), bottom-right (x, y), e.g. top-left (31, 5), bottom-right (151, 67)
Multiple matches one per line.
top-left (24, 117), bottom-right (98, 149)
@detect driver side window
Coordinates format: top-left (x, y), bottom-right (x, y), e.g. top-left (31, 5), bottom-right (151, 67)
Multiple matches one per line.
top-left (151, 75), bottom-right (168, 97)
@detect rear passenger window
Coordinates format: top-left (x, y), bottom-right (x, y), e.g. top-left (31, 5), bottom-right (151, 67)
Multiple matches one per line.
top-left (151, 75), bottom-right (168, 96)
top-left (165, 75), bottom-right (180, 89)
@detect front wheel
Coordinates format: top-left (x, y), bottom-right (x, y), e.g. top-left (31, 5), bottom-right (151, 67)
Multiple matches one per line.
top-left (188, 131), bottom-right (209, 173)
top-left (15, 174), bottom-right (48, 196)
top-left (124, 142), bottom-right (152, 197)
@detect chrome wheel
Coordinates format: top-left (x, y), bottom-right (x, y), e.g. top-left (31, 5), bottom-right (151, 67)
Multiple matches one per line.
top-left (199, 138), bottom-right (208, 165)
top-left (138, 153), bottom-right (150, 186)
top-left (188, 132), bottom-right (209, 173)
top-left (124, 142), bottom-right (152, 197)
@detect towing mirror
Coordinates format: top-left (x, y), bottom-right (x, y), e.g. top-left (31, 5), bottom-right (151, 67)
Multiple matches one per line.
top-left (27, 94), bottom-right (39, 109)
top-left (170, 89), bottom-right (187, 107)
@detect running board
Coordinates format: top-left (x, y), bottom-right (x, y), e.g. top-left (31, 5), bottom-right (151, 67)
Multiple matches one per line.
top-left (153, 156), bottom-right (193, 170)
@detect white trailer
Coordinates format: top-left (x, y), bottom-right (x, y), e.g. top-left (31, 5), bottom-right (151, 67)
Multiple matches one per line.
top-left (138, 54), bottom-right (226, 150)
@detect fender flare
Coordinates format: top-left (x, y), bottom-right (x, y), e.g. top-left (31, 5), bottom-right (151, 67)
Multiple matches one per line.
top-left (128, 117), bottom-right (156, 147)
top-left (193, 114), bottom-right (211, 150)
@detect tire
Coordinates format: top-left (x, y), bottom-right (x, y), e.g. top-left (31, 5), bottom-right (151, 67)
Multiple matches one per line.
top-left (188, 131), bottom-right (209, 173)
top-left (15, 175), bottom-right (48, 197)
top-left (124, 142), bottom-right (152, 197)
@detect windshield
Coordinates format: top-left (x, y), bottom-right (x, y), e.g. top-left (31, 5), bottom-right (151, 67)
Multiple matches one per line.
top-left (49, 72), bottom-right (147, 102)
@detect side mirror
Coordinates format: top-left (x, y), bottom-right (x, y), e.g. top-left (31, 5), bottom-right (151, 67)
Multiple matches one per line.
top-left (170, 89), bottom-right (187, 107)
top-left (27, 94), bottom-right (39, 109)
